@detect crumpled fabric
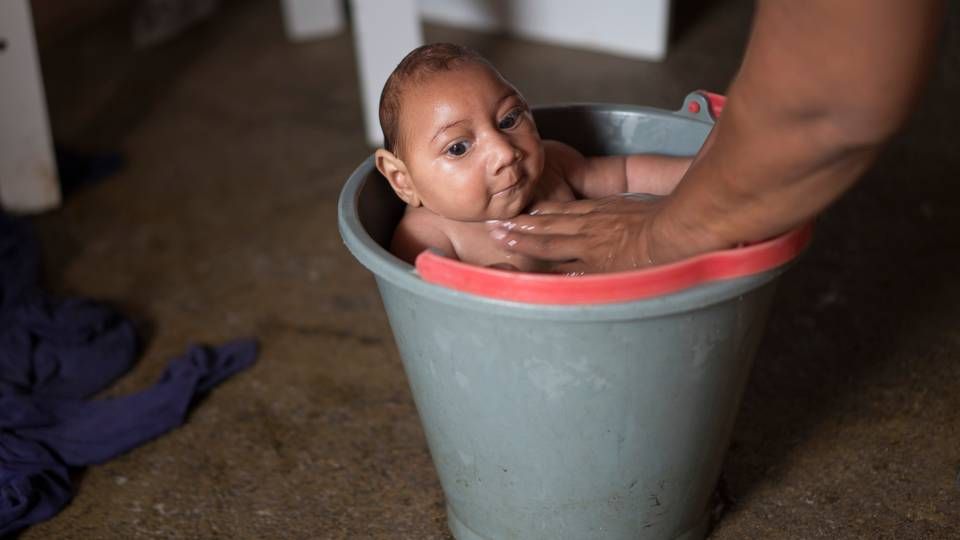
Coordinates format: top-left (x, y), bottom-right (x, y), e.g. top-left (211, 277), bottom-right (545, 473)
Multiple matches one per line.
top-left (0, 212), bottom-right (258, 537)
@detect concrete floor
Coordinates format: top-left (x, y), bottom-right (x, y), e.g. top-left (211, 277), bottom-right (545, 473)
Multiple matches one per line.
top-left (20, 1), bottom-right (960, 538)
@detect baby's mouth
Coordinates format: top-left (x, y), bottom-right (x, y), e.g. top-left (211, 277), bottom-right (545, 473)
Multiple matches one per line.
top-left (493, 173), bottom-right (525, 198)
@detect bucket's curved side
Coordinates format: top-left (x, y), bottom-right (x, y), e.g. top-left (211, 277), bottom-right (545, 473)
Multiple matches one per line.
top-left (375, 276), bottom-right (778, 540)
top-left (338, 101), bottom-right (802, 539)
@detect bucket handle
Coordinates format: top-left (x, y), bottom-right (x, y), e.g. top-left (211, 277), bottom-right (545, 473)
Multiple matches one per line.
top-left (679, 90), bottom-right (726, 123)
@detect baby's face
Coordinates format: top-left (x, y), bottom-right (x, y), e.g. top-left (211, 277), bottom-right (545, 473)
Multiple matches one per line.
top-left (398, 64), bottom-right (545, 221)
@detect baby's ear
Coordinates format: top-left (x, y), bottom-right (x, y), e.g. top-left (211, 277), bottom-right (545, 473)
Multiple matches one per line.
top-left (375, 149), bottom-right (421, 207)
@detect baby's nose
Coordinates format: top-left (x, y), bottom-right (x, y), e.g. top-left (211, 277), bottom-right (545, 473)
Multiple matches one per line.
top-left (489, 136), bottom-right (521, 176)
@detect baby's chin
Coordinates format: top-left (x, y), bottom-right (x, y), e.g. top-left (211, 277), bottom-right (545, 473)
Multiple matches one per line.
top-left (461, 182), bottom-right (538, 221)
top-left (484, 210), bottom-right (522, 221)
top-left (458, 209), bottom-right (518, 223)
top-left (488, 196), bottom-right (533, 221)
top-left (501, 181), bottom-right (541, 218)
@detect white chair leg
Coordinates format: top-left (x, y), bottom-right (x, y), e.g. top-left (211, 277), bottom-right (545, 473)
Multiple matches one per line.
top-left (0, 0), bottom-right (61, 213)
top-left (419, 0), bottom-right (671, 60)
top-left (281, 0), bottom-right (345, 41)
top-left (349, 0), bottom-right (423, 147)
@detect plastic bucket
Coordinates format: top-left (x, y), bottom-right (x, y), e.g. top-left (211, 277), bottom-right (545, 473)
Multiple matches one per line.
top-left (338, 92), bottom-right (809, 540)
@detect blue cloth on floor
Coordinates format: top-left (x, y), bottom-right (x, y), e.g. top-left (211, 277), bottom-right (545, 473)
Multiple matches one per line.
top-left (0, 213), bottom-right (258, 537)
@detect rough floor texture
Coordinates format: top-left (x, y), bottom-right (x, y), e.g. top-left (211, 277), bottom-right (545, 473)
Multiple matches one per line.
top-left (18, 0), bottom-right (960, 538)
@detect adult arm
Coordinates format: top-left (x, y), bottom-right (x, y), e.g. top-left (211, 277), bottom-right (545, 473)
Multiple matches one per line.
top-left (488, 0), bottom-right (944, 273)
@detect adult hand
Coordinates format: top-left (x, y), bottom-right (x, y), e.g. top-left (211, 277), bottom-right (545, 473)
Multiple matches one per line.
top-left (486, 194), bottom-right (701, 274)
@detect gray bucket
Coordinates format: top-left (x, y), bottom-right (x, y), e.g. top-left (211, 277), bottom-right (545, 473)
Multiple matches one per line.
top-left (338, 93), bottom-right (807, 540)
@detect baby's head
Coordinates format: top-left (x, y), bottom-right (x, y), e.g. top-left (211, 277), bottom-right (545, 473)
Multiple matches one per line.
top-left (375, 43), bottom-right (545, 221)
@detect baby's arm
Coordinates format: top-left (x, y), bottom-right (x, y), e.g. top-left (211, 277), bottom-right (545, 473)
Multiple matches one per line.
top-left (545, 140), bottom-right (692, 198)
top-left (390, 211), bottom-right (456, 265)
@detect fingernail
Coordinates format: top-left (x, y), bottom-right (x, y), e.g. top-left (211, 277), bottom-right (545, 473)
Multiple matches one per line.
top-left (490, 229), bottom-right (507, 240)
top-left (486, 219), bottom-right (501, 226)
top-left (502, 221), bottom-right (517, 230)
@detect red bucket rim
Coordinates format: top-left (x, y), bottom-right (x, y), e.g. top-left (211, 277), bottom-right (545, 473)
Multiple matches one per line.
top-left (415, 223), bottom-right (813, 305)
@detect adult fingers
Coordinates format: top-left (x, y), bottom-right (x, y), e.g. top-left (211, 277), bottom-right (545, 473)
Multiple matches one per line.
top-left (488, 229), bottom-right (589, 262)
top-left (486, 262), bottom-right (520, 271)
top-left (486, 212), bottom-right (586, 236)
top-left (525, 198), bottom-right (610, 215)
top-left (549, 260), bottom-right (589, 275)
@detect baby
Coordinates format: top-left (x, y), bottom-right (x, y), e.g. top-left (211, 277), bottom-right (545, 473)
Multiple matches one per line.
top-left (375, 43), bottom-right (691, 271)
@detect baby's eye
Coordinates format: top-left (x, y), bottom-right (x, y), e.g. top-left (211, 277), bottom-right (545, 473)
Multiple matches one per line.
top-left (498, 109), bottom-right (523, 130)
top-left (445, 141), bottom-right (470, 157)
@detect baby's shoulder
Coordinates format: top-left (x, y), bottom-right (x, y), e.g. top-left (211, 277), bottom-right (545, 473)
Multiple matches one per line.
top-left (391, 206), bottom-right (456, 264)
top-left (395, 206), bottom-right (454, 241)
top-left (399, 204), bottom-right (445, 227)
